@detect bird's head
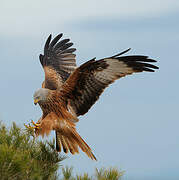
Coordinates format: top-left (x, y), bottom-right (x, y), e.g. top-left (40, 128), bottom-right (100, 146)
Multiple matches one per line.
top-left (33, 88), bottom-right (49, 105)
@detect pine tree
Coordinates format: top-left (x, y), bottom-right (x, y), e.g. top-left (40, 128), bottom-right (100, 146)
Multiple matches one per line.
top-left (0, 121), bottom-right (124, 180)
top-left (0, 122), bottom-right (65, 180)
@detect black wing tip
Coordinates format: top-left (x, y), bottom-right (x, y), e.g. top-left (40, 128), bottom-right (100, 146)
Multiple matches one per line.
top-left (44, 34), bottom-right (52, 54)
top-left (64, 38), bottom-right (70, 42)
top-left (132, 66), bottom-right (158, 73)
top-left (131, 60), bottom-right (159, 72)
top-left (140, 57), bottom-right (159, 70)
top-left (39, 54), bottom-right (43, 62)
top-left (143, 67), bottom-right (155, 72)
top-left (114, 55), bottom-right (159, 72)
top-left (143, 57), bottom-right (157, 63)
top-left (49, 33), bottom-right (63, 38)
top-left (51, 33), bottom-right (63, 39)
top-left (49, 33), bottom-right (63, 48)
top-left (58, 33), bottom-right (63, 37)
top-left (110, 49), bottom-right (158, 64)
top-left (135, 60), bottom-right (159, 72)
top-left (149, 63), bottom-right (159, 69)
top-left (110, 48), bottom-right (131, 58)
top-left (47, 34), bottom-right (52, 44)
top-left (48, 34), bottom-right (52, 39)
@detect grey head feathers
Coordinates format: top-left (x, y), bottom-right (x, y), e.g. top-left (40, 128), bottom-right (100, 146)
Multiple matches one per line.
top-left (33, 88), bottom-right (49, 102)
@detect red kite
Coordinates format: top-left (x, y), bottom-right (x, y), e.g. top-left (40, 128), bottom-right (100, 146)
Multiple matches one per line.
top-left (30, 33), bottom-right (158, 160)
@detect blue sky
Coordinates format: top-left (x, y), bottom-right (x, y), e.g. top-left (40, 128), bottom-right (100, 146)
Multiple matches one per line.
top-left (0, 0), bottom-right (179, 179)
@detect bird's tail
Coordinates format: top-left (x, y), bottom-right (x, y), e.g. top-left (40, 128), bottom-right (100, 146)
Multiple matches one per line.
top-left (56, 128), bottom-right (97, 161)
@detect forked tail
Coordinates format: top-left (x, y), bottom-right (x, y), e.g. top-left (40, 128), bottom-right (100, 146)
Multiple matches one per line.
top-left (56, 128), bottom-right (97, 160)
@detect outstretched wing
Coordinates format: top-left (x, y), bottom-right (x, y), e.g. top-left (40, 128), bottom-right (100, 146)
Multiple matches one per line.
top-left (61, 49), bottom-right (159, 116)
top-left (39, 34), bottom-right (77, 90)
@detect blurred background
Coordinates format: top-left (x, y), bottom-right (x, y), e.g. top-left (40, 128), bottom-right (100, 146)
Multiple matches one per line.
top-left (0, 0), bottom-right (178, 179)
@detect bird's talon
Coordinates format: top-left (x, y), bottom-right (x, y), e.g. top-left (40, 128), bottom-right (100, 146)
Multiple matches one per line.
top-left (24, 121), bottom-right (41, 130)
top-left (31, 120), bottom-right (41, 127)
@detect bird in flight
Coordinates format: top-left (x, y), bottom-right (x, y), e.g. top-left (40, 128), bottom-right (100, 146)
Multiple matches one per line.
top-left (26, 33), bottom-right (158, 160)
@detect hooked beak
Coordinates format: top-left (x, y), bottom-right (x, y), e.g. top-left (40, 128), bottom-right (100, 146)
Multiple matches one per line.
top-left (34, 99), bottom-right (39, 105)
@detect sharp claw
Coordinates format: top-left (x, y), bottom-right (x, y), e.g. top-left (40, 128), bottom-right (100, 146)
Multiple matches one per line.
top-left (31, 120), bottom-right (40, 127)
top-left (24, 121), bottom-right (41, 130)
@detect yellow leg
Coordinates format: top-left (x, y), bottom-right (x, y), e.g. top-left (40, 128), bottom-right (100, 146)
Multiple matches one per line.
top-left (24, 120), bottom-right (41, 130)
top-left (31, 120), bottom-right (41, 129)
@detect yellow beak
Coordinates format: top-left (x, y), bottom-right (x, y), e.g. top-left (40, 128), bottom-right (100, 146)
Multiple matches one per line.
top-left (34, 99), bottom-right (39, 105)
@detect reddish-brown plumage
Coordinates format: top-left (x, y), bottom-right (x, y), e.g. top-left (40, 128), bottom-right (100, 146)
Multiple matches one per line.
top-left (33, 33), bottom-right (158, 160)
top-left (35, 89), bottom-right (97, 160)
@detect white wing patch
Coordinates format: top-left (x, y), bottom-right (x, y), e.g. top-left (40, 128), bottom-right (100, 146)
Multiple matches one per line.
top-left (94, 59), bottom-right (134, 84)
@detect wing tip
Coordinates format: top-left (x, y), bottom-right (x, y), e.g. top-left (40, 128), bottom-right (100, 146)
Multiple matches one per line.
top-left (44, 34), bottom-right (52, 54)
top-left (110, 48), bottom-right (131, 58)
top-left (49, 33), bottom-right (63, 48)
top-left (39, 54), bottom-right (44, 65)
